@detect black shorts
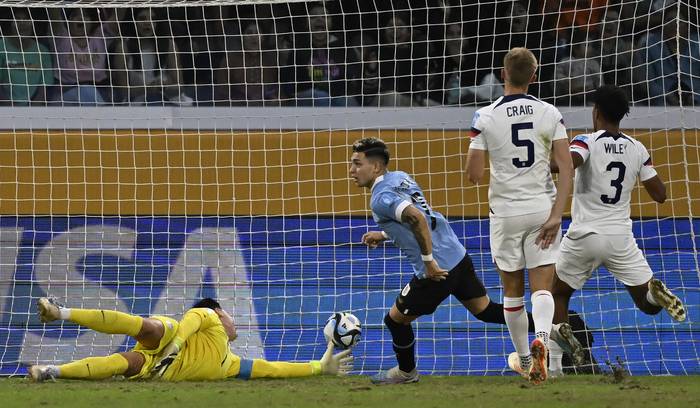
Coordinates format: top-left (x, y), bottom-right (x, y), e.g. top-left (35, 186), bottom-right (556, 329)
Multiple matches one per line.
top-left (394, 254), bottom-right (487, 316)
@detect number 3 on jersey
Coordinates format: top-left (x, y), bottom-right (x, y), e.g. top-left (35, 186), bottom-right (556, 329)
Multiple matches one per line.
top-left (511, 122), bottom-right (534, 168)
top-left (601, 161), bottom-right (626, 204)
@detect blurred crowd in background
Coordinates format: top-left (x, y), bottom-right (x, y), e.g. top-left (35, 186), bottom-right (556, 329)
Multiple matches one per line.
top-left (0, 0), bottom-right (697, 107)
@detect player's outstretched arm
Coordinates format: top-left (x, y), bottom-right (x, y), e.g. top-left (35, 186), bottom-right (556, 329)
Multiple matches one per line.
top-left (236, 342), bottom-right (354, 379)
top-left (537, 138), bottom-right (573, 249)
top-left (642, 175), bottom-right (666, 204)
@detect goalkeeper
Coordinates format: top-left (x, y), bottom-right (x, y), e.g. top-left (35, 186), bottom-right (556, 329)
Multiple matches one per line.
top-left (28, 297), bottom-right (352, 382)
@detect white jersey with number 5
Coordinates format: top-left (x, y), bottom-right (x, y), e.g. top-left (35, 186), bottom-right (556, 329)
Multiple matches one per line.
top-left (568, 130), bottom-right (657, 236)
top-left (468, 94), bottom-right (568, 217)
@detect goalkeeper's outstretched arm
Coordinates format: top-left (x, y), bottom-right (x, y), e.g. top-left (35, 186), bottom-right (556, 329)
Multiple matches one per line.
top-left (230, 342), bottom-right (353, 379)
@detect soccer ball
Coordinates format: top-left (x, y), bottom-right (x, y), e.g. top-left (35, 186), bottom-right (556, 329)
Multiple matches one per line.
top-left (323, 312), bottom-right (362, 349)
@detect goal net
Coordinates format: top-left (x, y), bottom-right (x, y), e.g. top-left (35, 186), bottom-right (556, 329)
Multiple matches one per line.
top-left (0, 0), bottom-right (698, 376)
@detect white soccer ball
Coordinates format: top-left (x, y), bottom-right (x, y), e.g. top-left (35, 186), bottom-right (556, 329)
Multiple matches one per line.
top-left (323, 312), bottom-right (362, 349)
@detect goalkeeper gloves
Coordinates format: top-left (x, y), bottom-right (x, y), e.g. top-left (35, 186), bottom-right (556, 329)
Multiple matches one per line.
top-left (150, 337), bottom-right (184, 379)
top-left (319, 341), bottom-right (354, 376)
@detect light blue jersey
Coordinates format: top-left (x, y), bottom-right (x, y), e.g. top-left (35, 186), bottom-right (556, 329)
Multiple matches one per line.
top-left (370, 171), bottom-right (466, 279)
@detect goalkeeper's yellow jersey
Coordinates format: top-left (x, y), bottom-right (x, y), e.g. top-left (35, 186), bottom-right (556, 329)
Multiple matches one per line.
top-left (161, 308), bottom-right (233, 381)
top-left (160, 308), bottom-right (321, 381)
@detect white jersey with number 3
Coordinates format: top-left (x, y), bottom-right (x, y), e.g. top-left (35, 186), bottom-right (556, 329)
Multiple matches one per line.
top-left (568, 130), bottom-right (657, 236)
top-left (468, 94), bottom-right (568, 217)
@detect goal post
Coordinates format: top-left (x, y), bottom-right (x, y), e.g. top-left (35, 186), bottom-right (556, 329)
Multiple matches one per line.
top-left (0, 0), bottom-right (698, 376)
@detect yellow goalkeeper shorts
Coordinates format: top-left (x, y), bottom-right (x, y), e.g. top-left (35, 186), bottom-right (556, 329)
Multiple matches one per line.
top-left (128, 315), bottom-right (179, 379)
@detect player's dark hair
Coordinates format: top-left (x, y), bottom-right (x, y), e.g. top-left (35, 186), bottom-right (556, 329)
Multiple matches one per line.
top-left (192, 298), bottom-right (221, 311)
top-left (352, 137), bottom-right (390, 166)
top-left (592, 85), bottom-right (629, 123)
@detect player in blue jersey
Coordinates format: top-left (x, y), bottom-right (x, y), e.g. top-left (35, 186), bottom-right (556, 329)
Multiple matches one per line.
top-left (349, 137), bottom-right (579, 384)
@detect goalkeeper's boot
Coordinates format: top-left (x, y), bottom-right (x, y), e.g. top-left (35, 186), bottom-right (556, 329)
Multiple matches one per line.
top-left (528, 338), bottom-right (548, 385)
top-left (507, 352), bottom-right (529, 379)
top-left (648, 279), bottom-right (687, 322)
top-left (37, 297), bottom-right (62, 323)
top-left (28, 365), bottom-right (59, 382)
top-left (551, 322), bottom-right (584, 366)
top-left (370, 366), bottom-right (419, 385)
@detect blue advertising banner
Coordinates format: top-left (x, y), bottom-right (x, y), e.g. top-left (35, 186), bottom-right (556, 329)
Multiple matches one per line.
top-left (0, 217), bottom-right (698, 376)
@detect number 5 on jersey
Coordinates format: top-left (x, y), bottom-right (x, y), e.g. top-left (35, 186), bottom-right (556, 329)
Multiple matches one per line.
top-left (511, 122), bottom-right (534, 168)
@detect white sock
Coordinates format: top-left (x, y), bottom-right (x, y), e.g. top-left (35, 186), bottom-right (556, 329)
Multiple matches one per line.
top-left (549, 340), bottom-right (563, 372)
top-left (531, 290), bottom-right (554, 347)
top-left (503, 297), bottom-right (530, 361)
top-left (59, 307), bottom-right (71, 320)
top-left (646, 290), bottom-right (660, 306)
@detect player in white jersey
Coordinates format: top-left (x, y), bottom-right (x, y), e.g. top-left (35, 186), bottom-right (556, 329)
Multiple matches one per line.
top-left (466, 47), bottom-right (574, 384)
top-left (550, 85), bottom-right (686, 372)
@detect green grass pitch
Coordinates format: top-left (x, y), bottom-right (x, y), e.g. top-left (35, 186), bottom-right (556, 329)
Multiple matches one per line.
top-left (1, 375), bottom-right (699, 408)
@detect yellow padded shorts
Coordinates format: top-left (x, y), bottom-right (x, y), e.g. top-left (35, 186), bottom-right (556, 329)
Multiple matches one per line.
top-left (128, 315), bottom-right (179, 379)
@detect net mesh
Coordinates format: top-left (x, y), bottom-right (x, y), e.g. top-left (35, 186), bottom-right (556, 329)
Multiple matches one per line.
top-left (0, 0), bottom-right (698, 376)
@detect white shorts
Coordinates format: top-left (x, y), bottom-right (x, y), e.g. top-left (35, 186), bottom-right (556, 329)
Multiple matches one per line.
top-left (556, 232), bottom-right (653, 290)
top-left (489, 209), bottom-right (561, 272)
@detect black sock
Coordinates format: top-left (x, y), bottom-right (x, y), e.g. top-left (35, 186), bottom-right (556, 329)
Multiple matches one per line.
top-left (473, 301), bottom-right (536, 332)
top-left (384, 313), bottom-right (415, 372)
